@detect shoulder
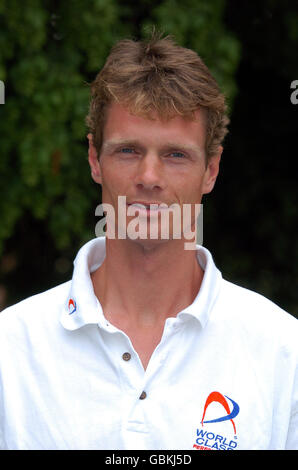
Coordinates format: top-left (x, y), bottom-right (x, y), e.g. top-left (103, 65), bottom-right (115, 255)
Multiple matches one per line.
top-left (0, 281), bottom-right (71, 336)
top-left (220, 278), bottom-right (297, 323)
top-left (217, 278), bottom-right (298, 350)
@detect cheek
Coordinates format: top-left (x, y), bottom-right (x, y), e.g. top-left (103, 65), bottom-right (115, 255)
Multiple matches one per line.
top-left (100, 165), bottom-right (130, 199)
top-left (174, 176), bottom-right (205, 204)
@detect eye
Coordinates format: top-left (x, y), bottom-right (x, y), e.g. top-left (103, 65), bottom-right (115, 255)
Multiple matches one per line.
top-left (118, 147), bottom-right (135, 154)
top-left (169, 151), bottom-right (186, 158)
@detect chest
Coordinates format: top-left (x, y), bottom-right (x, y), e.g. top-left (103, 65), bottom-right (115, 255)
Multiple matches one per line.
top-left (2, 320), bottom-right (289, 450)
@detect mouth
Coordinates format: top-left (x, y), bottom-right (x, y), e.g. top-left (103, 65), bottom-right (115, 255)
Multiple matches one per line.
top-left (127, 201), bottom-right (169, 214)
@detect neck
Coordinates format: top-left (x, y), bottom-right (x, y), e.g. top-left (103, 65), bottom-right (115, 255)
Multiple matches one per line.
top-left (91, 237), bottom-right (203, 328)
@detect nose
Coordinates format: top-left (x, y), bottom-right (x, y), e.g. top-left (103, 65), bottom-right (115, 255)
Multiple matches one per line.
top-left (134, 153), bottom-right (164, 191)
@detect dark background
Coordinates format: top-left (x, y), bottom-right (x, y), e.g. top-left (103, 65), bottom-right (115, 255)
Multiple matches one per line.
top-left (0, 0), bottom-right (297, 318)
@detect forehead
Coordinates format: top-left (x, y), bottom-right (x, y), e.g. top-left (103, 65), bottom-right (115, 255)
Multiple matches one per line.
top-left (102, 102), bottom-right (207, 150)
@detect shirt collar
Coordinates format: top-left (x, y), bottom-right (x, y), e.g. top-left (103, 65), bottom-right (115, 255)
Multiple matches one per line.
top-left (178, 245), bottom-right (222, 328)
top-left (60, 237), bottom-right (107, 331)
top-left (60, 237), bottom-right (222, 331)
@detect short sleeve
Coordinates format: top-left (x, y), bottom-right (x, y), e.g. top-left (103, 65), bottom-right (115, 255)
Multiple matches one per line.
top-left (285, 354), bottom-right (298, 450)
top-left (0, 381), bottom-right (7, 449)
top-left (285, 409), bottom-right (298, 449)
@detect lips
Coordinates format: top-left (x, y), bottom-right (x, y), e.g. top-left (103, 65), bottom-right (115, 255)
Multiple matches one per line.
top-left (127, 201), bottom-right (169, 209)
top-left (126, 202), bottom-right (170, 217)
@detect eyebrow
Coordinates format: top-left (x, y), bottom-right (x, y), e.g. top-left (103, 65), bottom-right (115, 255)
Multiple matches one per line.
top-left (101, 139), bottom-right (204, 156)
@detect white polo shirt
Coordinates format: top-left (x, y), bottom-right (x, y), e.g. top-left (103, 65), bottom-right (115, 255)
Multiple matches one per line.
top-left (0, 237), bottom-right (297, 450)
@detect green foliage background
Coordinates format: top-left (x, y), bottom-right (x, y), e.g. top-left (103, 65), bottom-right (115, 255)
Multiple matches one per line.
top-left (0, 0), bottom-right (297, 318)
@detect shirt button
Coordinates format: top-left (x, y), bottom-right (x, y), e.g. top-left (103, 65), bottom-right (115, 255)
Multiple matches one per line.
top-left (139, 391), bottom-right (147, 400)
top-left (122, 352), bottom-right (131, 361)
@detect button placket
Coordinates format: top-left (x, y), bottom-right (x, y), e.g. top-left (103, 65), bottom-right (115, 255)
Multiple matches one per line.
top-left (117, 337), bottom-right (146, 397)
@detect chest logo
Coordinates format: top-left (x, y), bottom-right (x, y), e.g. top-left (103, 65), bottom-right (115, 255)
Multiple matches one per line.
top-left (193, 391), bottom-right (240, 450)
top-left (201, 391), bottom-right (239, 434)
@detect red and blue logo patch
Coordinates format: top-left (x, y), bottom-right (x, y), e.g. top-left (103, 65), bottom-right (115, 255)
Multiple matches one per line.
top-left (193, 391), bottom-right (240, 450)
top-left (201, 391), bottom-right (239, 434)
top-left (68, 298), bottom-right (77, 315)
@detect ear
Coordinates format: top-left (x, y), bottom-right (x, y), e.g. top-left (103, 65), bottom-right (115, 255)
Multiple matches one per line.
top-left (87, 133), bottom-right (102, 185)
top-left (202, 146), bottom-right (222, 195)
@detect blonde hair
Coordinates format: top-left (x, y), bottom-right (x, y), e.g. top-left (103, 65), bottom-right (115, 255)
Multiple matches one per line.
top-left (86, 31), bottom-right (229, 162)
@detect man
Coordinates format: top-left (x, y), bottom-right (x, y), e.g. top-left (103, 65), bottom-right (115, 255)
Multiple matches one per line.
top-left (0, 33), bottom-right (297, 451)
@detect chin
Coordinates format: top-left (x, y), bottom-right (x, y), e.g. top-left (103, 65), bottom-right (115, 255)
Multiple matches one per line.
top-left (126, 235), bottom-right (180, 252)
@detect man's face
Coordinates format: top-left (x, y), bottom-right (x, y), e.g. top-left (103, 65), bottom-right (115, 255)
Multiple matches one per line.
top-left (88, 102), bottom-right (221, 246)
